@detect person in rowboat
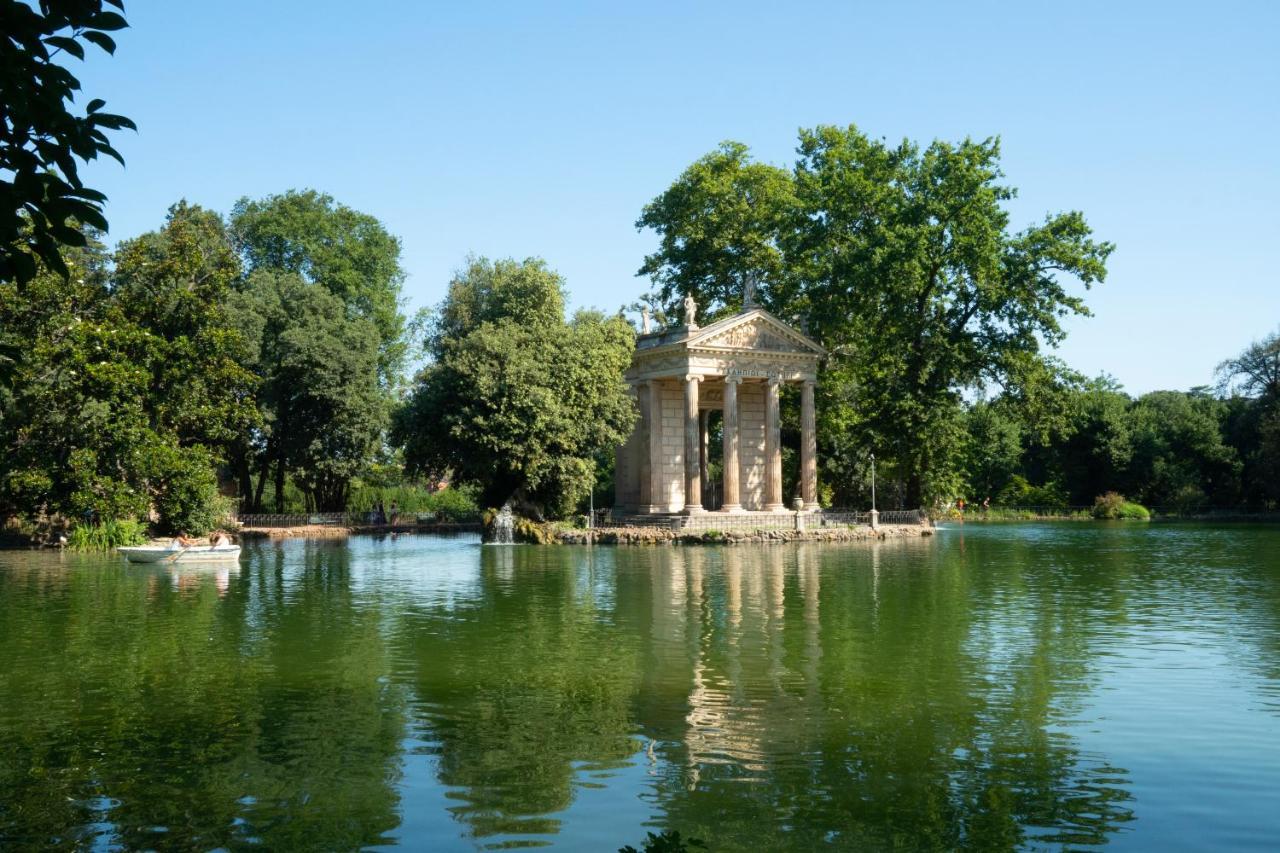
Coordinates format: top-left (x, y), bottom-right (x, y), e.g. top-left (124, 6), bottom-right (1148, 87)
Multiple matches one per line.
top-left (169, 533), bottom-right (197, 549)
top-left (210, 530), bottom-right (233, 548)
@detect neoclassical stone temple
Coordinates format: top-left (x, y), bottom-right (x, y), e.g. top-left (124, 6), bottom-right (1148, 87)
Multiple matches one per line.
top-left (614, 298), bottom-right (826, 517)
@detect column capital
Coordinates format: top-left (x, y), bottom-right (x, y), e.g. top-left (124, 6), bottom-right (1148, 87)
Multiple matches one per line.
top-left (724, 374), bottom-right (744, 386)
top-left (683, 373), bottom-right (704, 383)
top-left (802, 377), bottom-right (817, 388)
top-left (767, 375), bottom-right (783, 387)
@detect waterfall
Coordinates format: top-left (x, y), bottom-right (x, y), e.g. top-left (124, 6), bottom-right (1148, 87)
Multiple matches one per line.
top-left (487, 502), bottom-right (515, 544)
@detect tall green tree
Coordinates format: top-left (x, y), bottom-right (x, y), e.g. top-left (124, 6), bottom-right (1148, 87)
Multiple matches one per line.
top-left (636, 141), bottom-right (795, 317)
top-left (1216, 330), bottom-right (1280, 507)
top-left (228, 271), bottom-right (385, 511)
top-left (395, 257), bottom-right (636, 516)
top-left (231, 190), bottom-right (407, 384)
top-left (638, 125), bottom-right (1113, 506)
top-left (1, 0), bottom-right (134, 285)
top-left (227, 190), bottom-right (405, 512)
top-left (1216, 329), bottom-right (1280, 401)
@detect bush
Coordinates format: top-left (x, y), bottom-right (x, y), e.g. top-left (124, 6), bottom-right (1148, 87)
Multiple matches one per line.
top-left (1092, 492), bottom-right (1150, 520)
top-left (424, 486), bottom-right (481, 522)
top-left (996, 475), bottom-right (1069, 509)
top-left (67, 518), bottom-right (147, 550)
top-left (150, 446), bottom-right (230, 535)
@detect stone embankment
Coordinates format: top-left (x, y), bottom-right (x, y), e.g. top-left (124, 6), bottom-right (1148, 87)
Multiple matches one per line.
top-left (556, 523), bottom-right (932, 545)
top-left (238, 523), bottom-right (481, 539)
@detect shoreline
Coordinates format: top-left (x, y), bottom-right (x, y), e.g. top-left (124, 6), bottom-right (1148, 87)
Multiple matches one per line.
top-left (235, 521), bottom-right (934, 545)
top-left (237, 522), bottom-right (482, 539)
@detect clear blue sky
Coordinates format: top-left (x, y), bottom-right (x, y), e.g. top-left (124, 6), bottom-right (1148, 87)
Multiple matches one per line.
top-left (75, 0), bottom-right (1278, 394)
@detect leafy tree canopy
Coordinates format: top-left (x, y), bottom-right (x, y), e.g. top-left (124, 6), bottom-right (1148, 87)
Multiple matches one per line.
top-left (231, 189), bottom-right (407, 383)
top-left (1216, 328), bottom-right (1280, 401)
top-left (1, 0), bottom-right (134, 284)
top-left (0, 204), bottom-right (254, 532)
top-left (227, 270), bottom-right (386, 511)
top-left (396, 257), bottom-right (635, 516)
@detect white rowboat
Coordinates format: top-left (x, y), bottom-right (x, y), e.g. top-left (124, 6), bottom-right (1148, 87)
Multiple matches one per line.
top-left (117, 545), bottom-right (241, 564)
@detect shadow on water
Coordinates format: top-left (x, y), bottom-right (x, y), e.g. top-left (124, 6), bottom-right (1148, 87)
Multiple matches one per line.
top-left (3, 524), bottom-right (1280, 849)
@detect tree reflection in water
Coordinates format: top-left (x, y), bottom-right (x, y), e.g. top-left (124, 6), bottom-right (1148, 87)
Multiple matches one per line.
top-left (0, 530), bottom-right (1159, 850)
top-left (399, 539), bottom-right (1134, 850)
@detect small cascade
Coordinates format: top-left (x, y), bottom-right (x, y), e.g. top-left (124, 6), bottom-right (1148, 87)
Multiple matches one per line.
top-left (487, 502), bottom-right (515, 544)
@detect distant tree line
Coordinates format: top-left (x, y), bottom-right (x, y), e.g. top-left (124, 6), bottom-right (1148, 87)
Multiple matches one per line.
top-left (957, 341), bottom-right (1280, 512)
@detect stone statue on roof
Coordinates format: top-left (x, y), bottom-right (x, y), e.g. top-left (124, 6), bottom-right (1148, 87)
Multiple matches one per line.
top-left (683, 294), bottom-right (698, 328)
top-left (743, 273), bottom-right (759, 310)
top-left (641, 307), bottom-right (651, 333)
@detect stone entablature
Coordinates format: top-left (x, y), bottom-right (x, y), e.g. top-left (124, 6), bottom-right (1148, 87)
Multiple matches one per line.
top-left (616, 306), bottom-right (826, 516)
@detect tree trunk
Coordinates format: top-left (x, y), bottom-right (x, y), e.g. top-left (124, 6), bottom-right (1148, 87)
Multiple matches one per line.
top-left (274, 453), bottom-right (286, 513)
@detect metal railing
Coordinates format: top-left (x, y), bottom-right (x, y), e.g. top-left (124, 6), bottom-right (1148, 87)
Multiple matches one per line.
top-left (231, 511), bottom-right (475, 528)
top-left (877, 509), bottom-right (926, 525)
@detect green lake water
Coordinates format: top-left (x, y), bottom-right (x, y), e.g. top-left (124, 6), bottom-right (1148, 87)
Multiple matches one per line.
top-left (2, 524), bottom-right (1280, 851)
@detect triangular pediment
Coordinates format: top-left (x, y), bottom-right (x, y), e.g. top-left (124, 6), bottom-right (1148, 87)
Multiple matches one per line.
top-left (686, 309), bottom-right (826, 356)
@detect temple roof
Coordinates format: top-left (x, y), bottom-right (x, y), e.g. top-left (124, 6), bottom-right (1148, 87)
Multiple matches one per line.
top-left (629, 307), bottom-right (825, 383)
top-left (635, 308), bottom-right (826, 357)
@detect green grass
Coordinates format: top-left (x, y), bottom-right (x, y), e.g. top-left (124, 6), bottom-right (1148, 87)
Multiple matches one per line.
top-left (67, 518), bottom-right (147, 550)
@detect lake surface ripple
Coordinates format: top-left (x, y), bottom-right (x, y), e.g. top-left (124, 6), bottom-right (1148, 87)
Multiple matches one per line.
top-left (2, 523), bottom-right (1279, 850)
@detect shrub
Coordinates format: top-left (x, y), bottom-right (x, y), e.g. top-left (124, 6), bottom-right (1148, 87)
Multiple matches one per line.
top-left (1092, 492), bottom-right (1150, 520)
top-left (67, 518), bottom-right (147, 550)
top-left (152, 449), bottom-right (225, 535)
top-left (425, 486), bottom-right (481, 522)
top-left (996, 475), bottom-right (1068, 509)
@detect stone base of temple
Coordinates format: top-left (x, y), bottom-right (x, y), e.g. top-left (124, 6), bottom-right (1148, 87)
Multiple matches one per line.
top-left (556, 522), bottom-right (934, 546)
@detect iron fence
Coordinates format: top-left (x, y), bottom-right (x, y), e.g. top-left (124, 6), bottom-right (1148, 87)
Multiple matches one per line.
top-left (230, 511), bottom-right (466, 528)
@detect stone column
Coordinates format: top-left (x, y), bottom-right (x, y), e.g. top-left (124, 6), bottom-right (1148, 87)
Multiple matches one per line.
top-left (683, 374), bottom-right (704, 514)
top-left (764, 377), bottom-right (786, 512)
top-left (721, 376), bottom-right (742, 512)
top-left (699, 410), bottom-right (709, 509)
top-left (637, 383), bottom-right (651, 510)
top-left (801, 379), bottom-right (819, 510)
top-left (646, 380), bottom-right (666, 513)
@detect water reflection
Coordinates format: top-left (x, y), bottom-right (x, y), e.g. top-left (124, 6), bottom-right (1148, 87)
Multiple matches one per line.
top-left (3, 525), bottom-right (1280, 850)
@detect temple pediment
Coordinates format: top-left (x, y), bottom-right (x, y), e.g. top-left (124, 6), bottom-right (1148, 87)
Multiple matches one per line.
top-left (686, 310), bottom-right (826, 356)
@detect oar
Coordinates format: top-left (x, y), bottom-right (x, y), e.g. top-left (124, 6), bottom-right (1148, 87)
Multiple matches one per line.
top-left (165, 542), bottom-right (193, 563)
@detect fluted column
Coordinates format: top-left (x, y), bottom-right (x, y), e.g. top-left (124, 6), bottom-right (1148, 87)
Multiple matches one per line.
top-left (801, 379), bottom-right (819, 510)
top-left (699, 410), bottom-right (709, 509)
top-left (721, 376), bottom-right (742, 512)
top-left (683, 374), bottom-right (704, 514)
top-left (646, 380), bottom-right (666, 513)
top-left (764, 377), bottom-right (786, 511)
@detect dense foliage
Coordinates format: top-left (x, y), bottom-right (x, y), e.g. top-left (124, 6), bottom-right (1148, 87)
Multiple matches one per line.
top-left (0, 204), bottom-right (255, 533)
top-left (1, 0), bottom-right (134, 285)
top-left (953, 338), bottom-right (1280, 512)
top-left (638, 126), bottom-right (1113, 507)
top-left (227, 191), bottom-right (405, 512)
top-left (0, 189), bottom-right (423, 532)
top-left (395, 257), bottom-right (636, 516)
